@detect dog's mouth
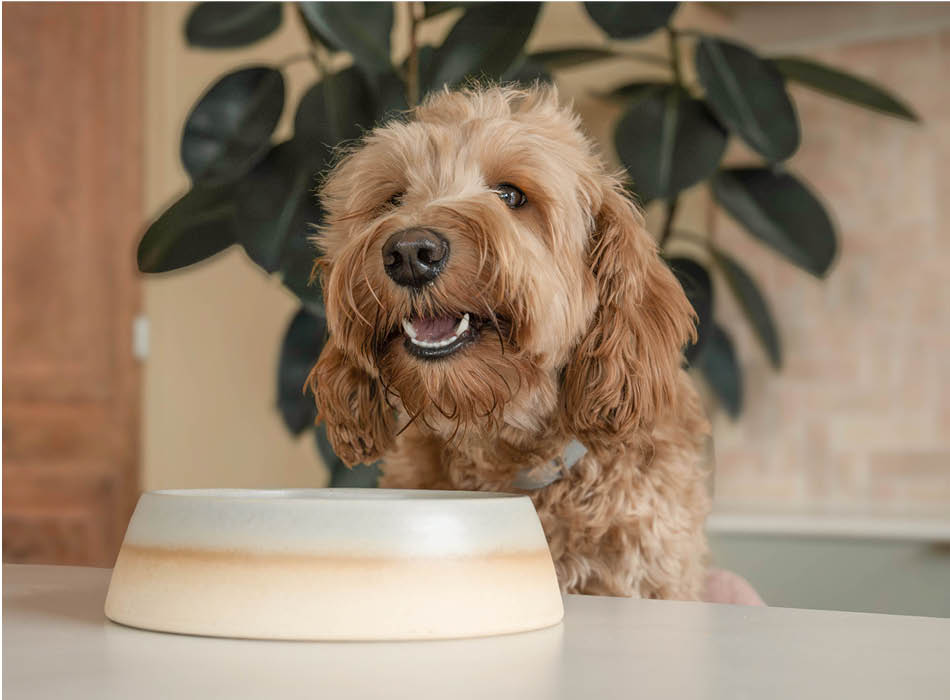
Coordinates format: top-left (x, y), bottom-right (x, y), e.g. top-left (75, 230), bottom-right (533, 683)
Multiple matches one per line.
top-left (401, 313), bottom-right (478, 360)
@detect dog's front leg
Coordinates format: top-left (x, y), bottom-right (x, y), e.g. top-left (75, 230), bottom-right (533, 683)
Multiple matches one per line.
top-left (377, 428), bottom-right (455, 490)
top-left (310, 338), bottom-right (395, 467)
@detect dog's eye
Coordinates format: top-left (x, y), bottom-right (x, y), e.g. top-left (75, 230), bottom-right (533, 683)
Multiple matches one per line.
top-left (494, 183), bottom-right (526, 209)
top-left (387, 192), bottom-right (404, 207)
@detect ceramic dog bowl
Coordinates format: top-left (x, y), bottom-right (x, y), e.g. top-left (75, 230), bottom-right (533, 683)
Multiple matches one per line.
top-left (104, 488), bottom-right (563, 640)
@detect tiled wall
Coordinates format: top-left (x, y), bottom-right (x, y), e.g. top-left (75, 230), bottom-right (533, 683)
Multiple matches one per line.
top-left (708, 23), bottom-right (950, 511)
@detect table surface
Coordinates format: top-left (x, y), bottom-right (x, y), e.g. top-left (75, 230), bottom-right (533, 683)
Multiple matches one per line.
top-left (4, 564), bottom-right (949, 700)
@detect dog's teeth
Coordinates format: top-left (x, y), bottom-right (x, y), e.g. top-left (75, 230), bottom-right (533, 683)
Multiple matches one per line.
top-left (410, 333), bottom-right (459, 348)
top-left (405, 314), bottom-right (472, 350)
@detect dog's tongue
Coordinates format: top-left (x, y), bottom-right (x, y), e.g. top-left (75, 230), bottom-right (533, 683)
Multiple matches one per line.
top-left (411, 316), bottom-right (458, 342)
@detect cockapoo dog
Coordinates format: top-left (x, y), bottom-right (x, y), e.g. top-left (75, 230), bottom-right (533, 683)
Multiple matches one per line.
top-left (309, 85), bottom-right (711, 600)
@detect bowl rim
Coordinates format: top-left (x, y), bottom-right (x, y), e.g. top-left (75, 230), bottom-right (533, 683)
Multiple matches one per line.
top-left (146, 488), bottom-right (525, 503)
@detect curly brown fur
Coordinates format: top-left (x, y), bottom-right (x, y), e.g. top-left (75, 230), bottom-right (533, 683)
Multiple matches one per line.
top-left (307, 85), bottom-right (711, 599)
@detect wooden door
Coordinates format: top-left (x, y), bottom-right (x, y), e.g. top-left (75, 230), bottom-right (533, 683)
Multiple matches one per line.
top-left (2, 3), bottom-right (144, 567)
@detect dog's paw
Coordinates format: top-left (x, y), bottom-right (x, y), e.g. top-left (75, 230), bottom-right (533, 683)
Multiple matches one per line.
top-left (326, 421), bottom-right (385, 466)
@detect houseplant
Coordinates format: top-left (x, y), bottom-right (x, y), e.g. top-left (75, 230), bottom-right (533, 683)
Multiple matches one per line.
top-left (138, 2), bottom-right (917, 485)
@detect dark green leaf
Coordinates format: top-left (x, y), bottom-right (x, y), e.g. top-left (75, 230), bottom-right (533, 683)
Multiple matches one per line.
top-left (428, 3), bottom-right (541, 89)
top-left (712, 168), bottom-right (837, 277)
top-left (138, 183), bottom-right (237, 273)
top-left (277, 187), bottom-right (325, 318)
top-left (330, 460), bottom-right (382, 487)
top-left (313, 422), bottom-right (342, 472)
top-left (181, 67), bottom-right (285, 184)
top-left (280, 229), bottom-right (325, 317)
top-left (278, 309), bottom-right (327, 434)
top-left (415, 44), bottom-right (438, 98)
top-left (697, 324), bottom-right (742, 418)
top-left (502, 55), bottom-right (553, 86)
top-left (297, 2), bottom-right (393, 74)
top-left (528, 47), bottom-right (619, 70)
top-left (712, 248), bottom-right (781, 368)
top-left (666, 257), bottom-right (712, 363)
top-left (374, 71), bottom-right (410, 117)
top-left (696, 38), bottom-right (799, 162)
top-left (185, 2), bottom-right (282, 48)
top-left (423, 2), bottom-right (470, 18)
top-left (295, 66), bottom-right (384, 150)
top-left (602, 81), bottom-right (669, 104)
top-left (315, 423), bottom-right (381, 487)
top-left (615, 86), bottom-right (727, 201)
top-left (234, 141), bottom-right (324, 273)
top-left (583, 2), bottom-right (677, 39)
top-left (772, 56), bottom-right (919, 122)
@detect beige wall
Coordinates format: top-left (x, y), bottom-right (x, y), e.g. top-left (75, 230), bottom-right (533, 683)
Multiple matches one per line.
top-left (143, 3), bottom-right (950, 511)
top-left (143, 3), bottom-right (322, 489)
top-left (705, 5), bottom-right (950, 511)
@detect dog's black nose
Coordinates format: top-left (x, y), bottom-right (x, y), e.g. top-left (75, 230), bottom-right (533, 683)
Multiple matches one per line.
top-left (382, 228), bottom-right (449, 287)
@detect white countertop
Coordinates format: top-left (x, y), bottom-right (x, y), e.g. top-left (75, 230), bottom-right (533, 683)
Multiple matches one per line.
top-left (4, 564), bottom-right (949, 699)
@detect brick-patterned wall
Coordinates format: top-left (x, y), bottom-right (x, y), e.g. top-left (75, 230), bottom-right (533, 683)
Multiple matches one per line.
top-left (709, 27), bottom-right (950, 510)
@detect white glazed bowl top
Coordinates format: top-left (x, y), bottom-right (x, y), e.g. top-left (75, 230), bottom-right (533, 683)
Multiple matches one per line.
top-left (124, 488), bottom-right (541, 558)
top-left (105, 488), bottom-right (564, 640)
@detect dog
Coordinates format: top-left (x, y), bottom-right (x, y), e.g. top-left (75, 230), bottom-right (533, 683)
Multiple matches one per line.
top-left (308, 85), bottom-right (711, 600)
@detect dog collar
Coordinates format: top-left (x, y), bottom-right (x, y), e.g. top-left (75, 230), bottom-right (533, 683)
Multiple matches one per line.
top-left (511, 439), bottom-right (588, 491)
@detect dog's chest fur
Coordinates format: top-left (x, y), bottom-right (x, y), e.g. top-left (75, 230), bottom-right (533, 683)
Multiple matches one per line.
top-left (378, 372), bottom-right (712, 600)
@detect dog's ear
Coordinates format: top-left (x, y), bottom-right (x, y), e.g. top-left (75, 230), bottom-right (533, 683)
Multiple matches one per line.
top-left (306, 337), bottom-right (395, 467)
top-left (560, 185), bottom-right (695, 450)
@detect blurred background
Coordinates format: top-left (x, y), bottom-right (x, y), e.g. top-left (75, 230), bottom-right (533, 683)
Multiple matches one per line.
top-left (3, 2), bottom-right (949, 616)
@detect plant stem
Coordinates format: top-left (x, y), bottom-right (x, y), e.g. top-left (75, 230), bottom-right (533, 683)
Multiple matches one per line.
top-left (294, 5), bottom-right (328, 76)
top-left (659, 26), bottom-right (685, 251)
top-left (667, 26), bottom-right (683, 89)
top-left (705, 186), bottom-right (718, 245)
top-left (608, 45), bottom-right (675, 70)
top-left (406, 1), bottom-right (422, 107)
top-left (660, 198), bottom-right (679, 248)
